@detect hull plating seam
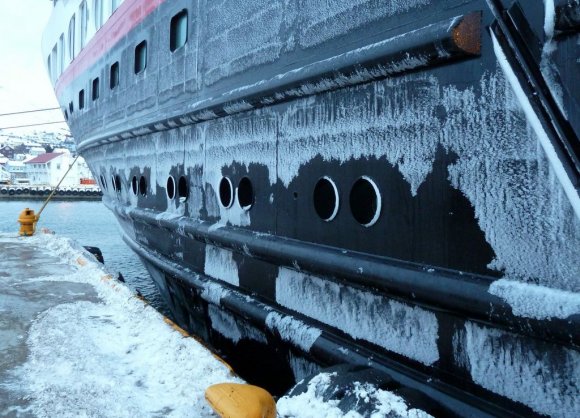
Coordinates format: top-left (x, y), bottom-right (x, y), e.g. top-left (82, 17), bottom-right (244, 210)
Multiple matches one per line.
top-left (76, 12), bottom-right (481, 153)
top-left (120, 227), bottom-right (523, 418)
top-left (105, 198), bottom-right (579, 349)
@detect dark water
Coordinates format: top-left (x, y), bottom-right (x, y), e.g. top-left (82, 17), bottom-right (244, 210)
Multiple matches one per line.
top-left (0, 200), bottom-right (168, 313)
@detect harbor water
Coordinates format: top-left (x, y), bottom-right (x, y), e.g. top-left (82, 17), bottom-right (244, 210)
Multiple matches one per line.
top-left (0, 200), bottom-right (167, 312)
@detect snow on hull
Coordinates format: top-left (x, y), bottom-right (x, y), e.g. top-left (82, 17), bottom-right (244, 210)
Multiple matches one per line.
top-left (204, 245), bottom-right (239, 286)
top-left (275, 267), bottom-right (439, 366)
top-left (489, 279), bottom-right (580, 320)
top-left (461, 321), bottom-right (580, 418)
top-left (277, 372), bottom-right (433, 418)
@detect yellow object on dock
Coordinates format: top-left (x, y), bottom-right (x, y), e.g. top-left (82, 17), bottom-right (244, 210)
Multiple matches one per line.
top-left (18, 208), bottom-right (39, 236)
top-left (205, 383), bottom-right (276, 418)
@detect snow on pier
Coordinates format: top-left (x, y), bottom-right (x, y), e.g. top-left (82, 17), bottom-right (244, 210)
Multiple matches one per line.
top-left (0, 232), bottom-right (241, 417)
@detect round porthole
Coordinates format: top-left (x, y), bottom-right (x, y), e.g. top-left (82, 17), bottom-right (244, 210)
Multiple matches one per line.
top-left (178, 176), bottom-right (188, 201)
top-left (237, 177), bottom-right (254, 210)
top-left (219, 177), bottom-right (233, 208)
top-left (166, 176), bottom-right (176, 200)
top-left (313, 176), bottom-right (339, 221)
top-left (131, 176), bottom-right (138, 195)
top-left (139, 176), bottom-right (147, 196)
top-left (114, 175), bottom-right (122, 193)
top-left (349, 176), bottom-right (381, 227)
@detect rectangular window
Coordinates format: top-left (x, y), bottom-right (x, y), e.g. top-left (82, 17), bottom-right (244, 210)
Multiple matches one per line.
top-left (134, 40), bottom-right (147, 73)
top-left (47, 55), bottom-right (52, 82)
top-left (110, 61), bottom-right (119, 89)
top-left (51, 45), bottom-right (58, 81)
top-left (69, 101), bottom-right (74, 114)
top-left (80, 1), bottom-right (87, 48)
top-left (95, 0), bottom-right (103, 30)
top-left (68, 15), bottom-right (76, 61)
top-left (170, 10), bottom-right (188, 52)
top-left (92, 77), bottom-right (100, 100)
top-left (79, 89), bottom-right (85, 109)
top-left (58, 34), bottom-right (64, 74)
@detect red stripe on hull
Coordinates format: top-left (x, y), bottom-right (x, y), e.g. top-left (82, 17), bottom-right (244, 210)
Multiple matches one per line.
top-left (55, 0), bottom-right (165, 97)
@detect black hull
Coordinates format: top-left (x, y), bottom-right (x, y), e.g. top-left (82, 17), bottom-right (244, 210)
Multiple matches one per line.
top-left (47, 0), bottom-right (580, 416)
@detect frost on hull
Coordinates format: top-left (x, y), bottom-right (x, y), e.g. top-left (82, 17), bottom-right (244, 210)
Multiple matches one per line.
top-left (279, 68), bottom-right (580, 291)
top-left (460, 322), bottom-right (580, 418)
top-left (276, 267), bottom-right (439, 366)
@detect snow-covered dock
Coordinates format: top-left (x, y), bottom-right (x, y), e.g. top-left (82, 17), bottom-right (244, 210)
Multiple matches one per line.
top-left (0, 232), bottom-right (241, 417)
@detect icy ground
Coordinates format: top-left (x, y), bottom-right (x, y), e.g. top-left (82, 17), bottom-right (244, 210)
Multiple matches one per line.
top-left (0, 232), bottom-right (241, 417)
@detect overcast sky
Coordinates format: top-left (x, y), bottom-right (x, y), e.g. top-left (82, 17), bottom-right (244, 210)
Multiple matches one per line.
top-left (0, 0), bottom-right (66, 137)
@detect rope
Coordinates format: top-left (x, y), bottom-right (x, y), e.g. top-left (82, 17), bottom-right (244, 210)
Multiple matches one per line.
top-left (36, 154), bottom-right (81, 219)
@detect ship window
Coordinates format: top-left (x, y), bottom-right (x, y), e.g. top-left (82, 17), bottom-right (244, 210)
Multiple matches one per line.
top-left (58, 34), bottom-right (64, 75)
top-left (114, 175), bottom-right (121, 192)
top-left (166, 176), bottom-right (175, 199)
top-left (80, 1), bottom-right (88, 48)
top-left (110, 61), bottom-right (119, 89)
top-left (100, 175), bottom-right (107, 190)
top-left (139, 175), bottom-right (147, 196)
top-left (111, 175), bottom-right (116, 191)
top-left (47, 55), bottom-right (52, 81)
top-left (79, 89), bottom-right (85, 109)
top-left (134, 41), bottom-right (147, 74)
top-left (219, 177), bottom-right (233, 208)
top-left (178, 176), bottom-right (188, 201)
top-left (94, 0), bottom-right (102, 30)
top-left (350, 176), bottom-right (381, 227)
top-left (131, 176), bottom-right (137, 195)
top-left (170, 10), bottom-right (188, 52)
top-left (69, 101), bottom-right (74, 114)
top-left (63, 108), bottom-right (68, 121)
top-left (92, 77), bottom-right (100, 100)
top-left (237, 177), bottom-right (253, 210)
top-left (68, 15), bottom-right (76, 61)
top-left (313, 176), bottom-right (339, 222)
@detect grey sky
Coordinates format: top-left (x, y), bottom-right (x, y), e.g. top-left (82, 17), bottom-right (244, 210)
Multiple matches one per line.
top-left (0, 0), bottom-right (66, 137)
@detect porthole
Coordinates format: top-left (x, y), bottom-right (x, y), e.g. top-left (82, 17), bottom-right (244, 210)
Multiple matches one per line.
top-left (79, 89), bottom-right (85, 109)
top-left (237, 177), bottom-right (254, 210)
top-left (114, 175), bottom-right (122, 193)
top-left (131, 176), bottom-right (138, 195)
top-left (166, 176), bottom-right (175, 199)
top-left (139, 176), bottom-right (147, 196)
top-left (313, 176), bottom-right (339, 221)
top-left (219, 177), bottom-right (233, 208)
top-left (178, 176), bottom-right (188, 201)
top-left (349, 176), bottom-right (381, 227)
top-left (69, 101), bottom-right (74, 114)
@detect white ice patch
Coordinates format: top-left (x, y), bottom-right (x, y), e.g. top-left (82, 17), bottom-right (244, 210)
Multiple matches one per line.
top-left (200, 280), bottom-right (230, 305)
top-left (204, 245), bottom-right (239, 286)
top-left (462, 322), bottom-right (580, 418)
top-left (265, 312), bottom-right (322, 352)
top-left (208, 304), bottom-right (267, 344)
top-left (277, 372), bottom-right (433, 418)
top-left (276, 268), bottom-right (439, 366)
top-left (492, 33), bottom-right (579, 219)
top-left (489, 279), bottom-right (580, 320)
top-left (288, 352), bottom-right (320, 383)
top-left (17, 234), bottom-right (241, 417)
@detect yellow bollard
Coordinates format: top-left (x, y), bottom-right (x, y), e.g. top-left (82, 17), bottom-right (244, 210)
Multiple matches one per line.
top-left (205, 383), bottom-right (276, 418)
top-left (18, 208), bottom-right (39, 236)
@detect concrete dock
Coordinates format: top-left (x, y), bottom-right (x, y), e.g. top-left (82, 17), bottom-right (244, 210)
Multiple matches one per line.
top-left (0, 232), bottom-right (240, 417)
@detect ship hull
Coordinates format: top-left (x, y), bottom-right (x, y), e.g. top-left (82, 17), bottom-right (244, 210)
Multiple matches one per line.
top-left (43, 0), bottom-right (580, 416)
